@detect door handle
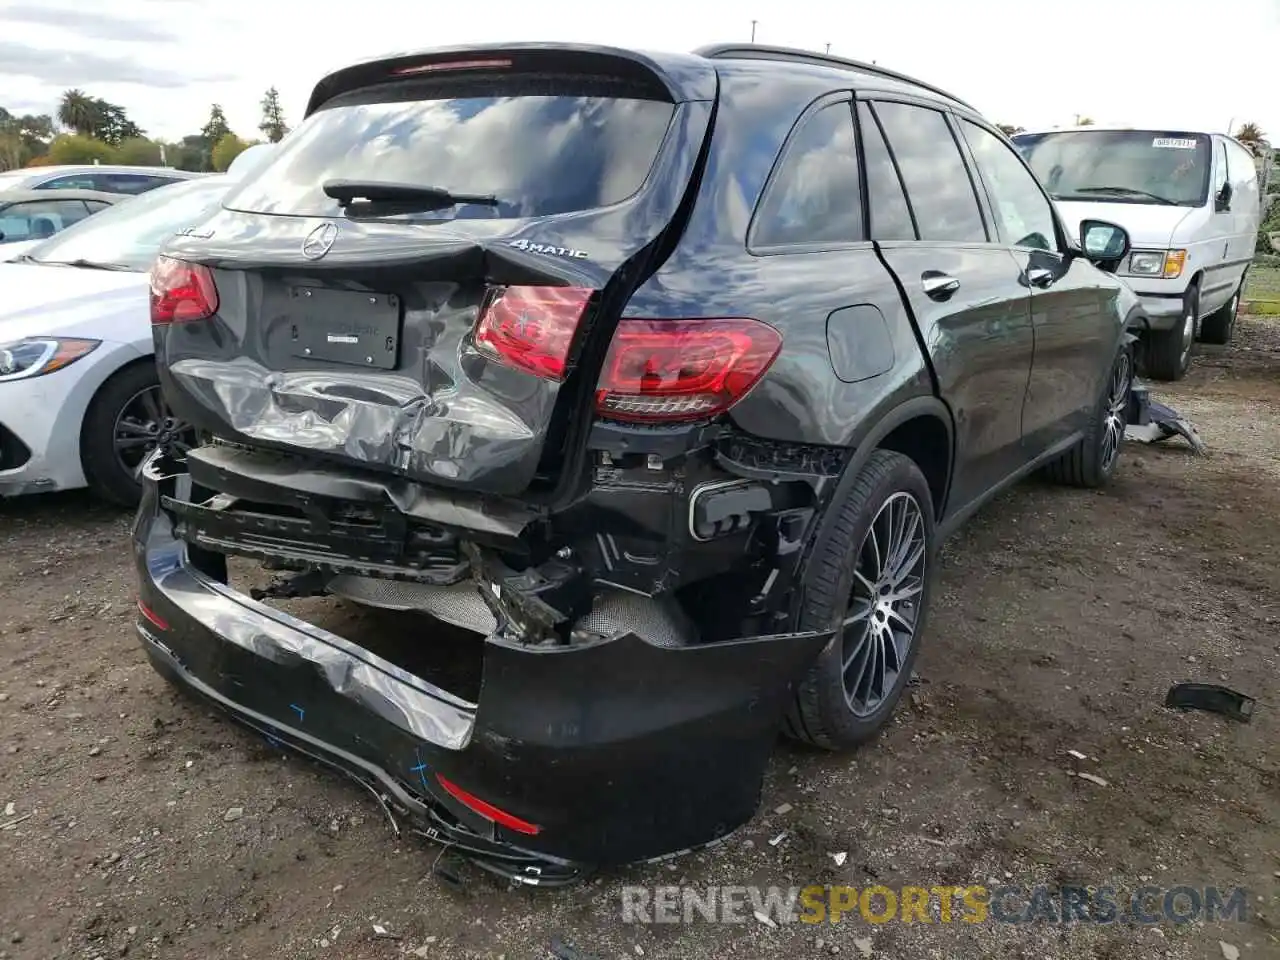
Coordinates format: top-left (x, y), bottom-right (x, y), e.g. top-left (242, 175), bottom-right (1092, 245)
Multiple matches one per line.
top-left (921, 271), bottom-right (960, 300)
top-left (1027, 267), bottom-right (1055, 288)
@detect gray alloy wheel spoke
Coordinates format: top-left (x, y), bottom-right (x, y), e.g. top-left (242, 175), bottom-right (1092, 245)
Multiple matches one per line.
top-left (839, 491), bottom-right (928, 718)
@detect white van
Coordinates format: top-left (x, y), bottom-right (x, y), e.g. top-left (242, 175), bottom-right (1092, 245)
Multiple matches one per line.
top-left (1013, 127), bottom-right (1261, 380)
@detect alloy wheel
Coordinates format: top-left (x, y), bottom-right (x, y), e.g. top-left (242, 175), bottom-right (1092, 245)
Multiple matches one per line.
top-left (840, 491), bottom-right (927, 718)
top-left (1099, 350), bottom-right (1131, 473)
top-left (112, 385), bottom-right (193, 478)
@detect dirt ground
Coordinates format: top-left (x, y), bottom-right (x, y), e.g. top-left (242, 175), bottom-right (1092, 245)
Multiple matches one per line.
top-left (1, 315), bottom-right (1277, 960)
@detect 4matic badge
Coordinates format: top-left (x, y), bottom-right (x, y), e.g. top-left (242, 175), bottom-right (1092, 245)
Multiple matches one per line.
top-left (507, 238), bottom-right (589, 260)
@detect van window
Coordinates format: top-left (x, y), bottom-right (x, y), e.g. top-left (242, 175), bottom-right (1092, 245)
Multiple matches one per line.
top-left (224, 81), bottom-right (676, 221)
top-left (1015, 129), bottom-right (1211, 207)
top-left (871, 101), bottom-right (986, 243)
top-left (752, 101), bottom-right (863, 247)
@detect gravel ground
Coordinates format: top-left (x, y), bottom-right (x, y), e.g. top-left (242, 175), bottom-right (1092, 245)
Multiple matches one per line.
top-left (1, 315), bottom-right (1277, 960)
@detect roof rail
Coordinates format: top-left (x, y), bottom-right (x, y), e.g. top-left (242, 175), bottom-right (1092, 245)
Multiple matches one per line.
top-left (693, 43), bottom-right (974, 110)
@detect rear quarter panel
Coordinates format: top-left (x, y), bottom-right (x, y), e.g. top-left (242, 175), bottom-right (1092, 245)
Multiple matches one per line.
top-left (622, 64), bottom-right (935, 452)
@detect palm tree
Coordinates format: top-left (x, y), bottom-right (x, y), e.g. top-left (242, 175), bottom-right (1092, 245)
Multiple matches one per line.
top-left (58, 89), bottom-right (98, 136)
top-left (1234, 122), bottom-right (1265, 149)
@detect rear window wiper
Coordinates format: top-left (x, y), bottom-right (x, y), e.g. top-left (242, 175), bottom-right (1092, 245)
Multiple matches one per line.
top-left (1070, 186), bottom-right (1179, 205)
top-left (322, 179), bottom-right (499, 213)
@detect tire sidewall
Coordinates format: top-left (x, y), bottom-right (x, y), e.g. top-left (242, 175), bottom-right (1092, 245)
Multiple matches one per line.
top-left (798, 453), bottom-right (937, 743)
top-left (80, 360), bottom-right (160, 508)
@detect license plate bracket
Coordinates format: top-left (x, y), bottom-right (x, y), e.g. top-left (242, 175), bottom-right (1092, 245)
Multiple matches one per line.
top-left (288, 287), bottom-right (401, 370)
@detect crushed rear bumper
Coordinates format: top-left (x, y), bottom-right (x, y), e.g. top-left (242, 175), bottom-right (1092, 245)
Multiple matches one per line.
top-left (132, 456), bottom-right (832, 876)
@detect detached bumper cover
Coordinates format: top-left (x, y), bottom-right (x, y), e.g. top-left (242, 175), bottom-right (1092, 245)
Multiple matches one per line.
top-left (132, 471), bottom-right (832, 872)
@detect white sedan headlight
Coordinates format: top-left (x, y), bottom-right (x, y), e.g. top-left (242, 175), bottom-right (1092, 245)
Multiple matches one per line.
top-left (0, 338), bottom-right (100, 382)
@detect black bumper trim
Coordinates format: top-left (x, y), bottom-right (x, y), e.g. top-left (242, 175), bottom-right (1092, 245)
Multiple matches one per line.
top-left (139, 628), bottom-right (587, 887)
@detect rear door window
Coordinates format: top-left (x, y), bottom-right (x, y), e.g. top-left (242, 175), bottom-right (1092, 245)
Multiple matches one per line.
top-left (751, 100), bottom-right (863, 248)
top-left (225, 81), bottom-right (676, 220)
top-left (856, 102), bottom-right (915, 241)
top-left (94, 173), bottom-right (179, 194)
top-left (34, 175), bottom-right (97, 190)
top-left (0, 199), bottom-right (91, 242)
top-left (871, 101), bottom-right (987, 243)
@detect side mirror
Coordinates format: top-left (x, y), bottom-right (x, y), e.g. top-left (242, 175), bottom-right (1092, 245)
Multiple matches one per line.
top-left (1079, 219), bottom-right (1130, 267)
top-left (1215, 182), bottom-right (1233, 212)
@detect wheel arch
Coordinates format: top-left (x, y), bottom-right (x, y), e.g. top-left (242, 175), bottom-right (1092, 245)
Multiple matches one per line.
top-left (797, 395), bottom-right (955, 620)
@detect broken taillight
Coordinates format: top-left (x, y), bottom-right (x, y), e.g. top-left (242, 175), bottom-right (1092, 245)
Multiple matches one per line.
top-left (595, 317), bottom-right (783, 423)
top-left (150, 256), bottom-right (218, 325)
top-left (473, 285), bottom-right (594, 381)
top-left (436, 773), bottom-right (541, 835)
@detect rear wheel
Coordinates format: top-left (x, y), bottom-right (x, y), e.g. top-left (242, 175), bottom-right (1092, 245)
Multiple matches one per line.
top-left (1143, 287), bottom-right (1197, 382)
top-left (1197, 278), bottom-right (1243, 345)
top-left (1043, 346), bottom-right (1131, 488)
top-left (81, 361), bottom-right (193, 508)
top-left (784, 450), bottom-right (935, 750)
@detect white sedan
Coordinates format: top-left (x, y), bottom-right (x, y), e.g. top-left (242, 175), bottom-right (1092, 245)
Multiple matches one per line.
top-left (0, 175), bottom-right (232, 505)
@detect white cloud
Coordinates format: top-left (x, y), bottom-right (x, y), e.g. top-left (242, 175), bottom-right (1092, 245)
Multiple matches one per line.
top-left (1, 0), bottom-right (1276, 143)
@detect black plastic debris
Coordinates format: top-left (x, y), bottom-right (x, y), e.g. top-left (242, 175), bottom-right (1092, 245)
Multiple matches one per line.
top-left (1164, 683), bottom-right (1255, 723)
top-left (549, 937), bottom-right (604, 960)
top-left (1125, 382), bottom-right (1207, 455)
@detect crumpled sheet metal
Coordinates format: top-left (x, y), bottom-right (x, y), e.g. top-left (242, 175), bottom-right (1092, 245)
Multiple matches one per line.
top-left (168, 354), bottom-right (547, 495)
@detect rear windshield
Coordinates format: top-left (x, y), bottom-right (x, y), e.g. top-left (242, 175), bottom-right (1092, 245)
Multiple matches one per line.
top-left (1014, 130), bottom-right (1211, 207)
top-left (224, 84), bottom-right (676, 221)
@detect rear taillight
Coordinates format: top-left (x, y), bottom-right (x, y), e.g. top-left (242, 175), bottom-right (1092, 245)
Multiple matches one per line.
top-left (595, 318), bottom-right (782, 423)
top-left (150, 255), bottom-right (218, 326)
top-left (473, 285), bottom-right (594, 381)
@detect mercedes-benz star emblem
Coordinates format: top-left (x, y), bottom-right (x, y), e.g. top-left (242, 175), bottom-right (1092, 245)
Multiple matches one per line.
top-left (301, 222), bottom-right (338, 260)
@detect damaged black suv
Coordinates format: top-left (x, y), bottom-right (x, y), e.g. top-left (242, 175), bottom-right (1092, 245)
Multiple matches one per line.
top-left (134, 42), bottom-right (1141, 882)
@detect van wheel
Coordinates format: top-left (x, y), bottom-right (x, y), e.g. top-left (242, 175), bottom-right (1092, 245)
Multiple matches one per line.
top-left (1197, 279), bottom-right (1243, 345)
top-left (81, 361), bottom-right (191, 508)
top-left (1143, 286), bottom-right (1198, 381)
top-left (1043, 346), bottom-right (1131, 488)
top-left (784, 450), bottom-right (935, 750)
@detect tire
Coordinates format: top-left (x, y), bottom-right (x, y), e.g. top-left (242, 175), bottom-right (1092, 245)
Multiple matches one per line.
top-left (1197, 277), bottom-right (1243, 345)
top-left (784, 449), bottom-right (936, 750)
top-left (1142, 285), bottom-right (1197, 382)
top-left (1043, 345), bottom-right (1132, 489)
top-left (80, 360), bottom-right (175, 508)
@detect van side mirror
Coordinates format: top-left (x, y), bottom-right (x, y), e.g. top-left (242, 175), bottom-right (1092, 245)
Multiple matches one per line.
top-left (1215, 182), bottom-right (1233, 212)
top-left (1079, 219), bottom-right (1130, 268)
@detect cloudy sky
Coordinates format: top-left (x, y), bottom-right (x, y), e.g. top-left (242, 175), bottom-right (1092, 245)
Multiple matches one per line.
top-left (2, 0), bottom-right (1277, 143)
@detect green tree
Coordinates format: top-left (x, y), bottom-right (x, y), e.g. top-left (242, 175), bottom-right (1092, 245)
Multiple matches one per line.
top-left (1077, 116), bottom-right (1095, 126)
top-left (169, 134), bottom-right (211, 172)
top-left (94, 100), bottom-right (143, 145)
top-left (1234, 122), bottom-right (1265, 153)
top-left (201, 104), bottom-right (231, 144)
top-left (57, 89), bottom-right (98, 135)
top-left (0, 107), bottom-right (56, 169)
top-left (46, 134), bottom-right (117, 165)
top-left (259, 86), bottom-right (289, 143)
top-left (115, 136), bottom-right (163, 165)
top-left (211, 132), bottom-right (250, 172)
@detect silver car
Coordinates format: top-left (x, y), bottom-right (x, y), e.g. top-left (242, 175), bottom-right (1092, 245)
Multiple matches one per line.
top-left (0, 164), bottom-right (204, 196)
